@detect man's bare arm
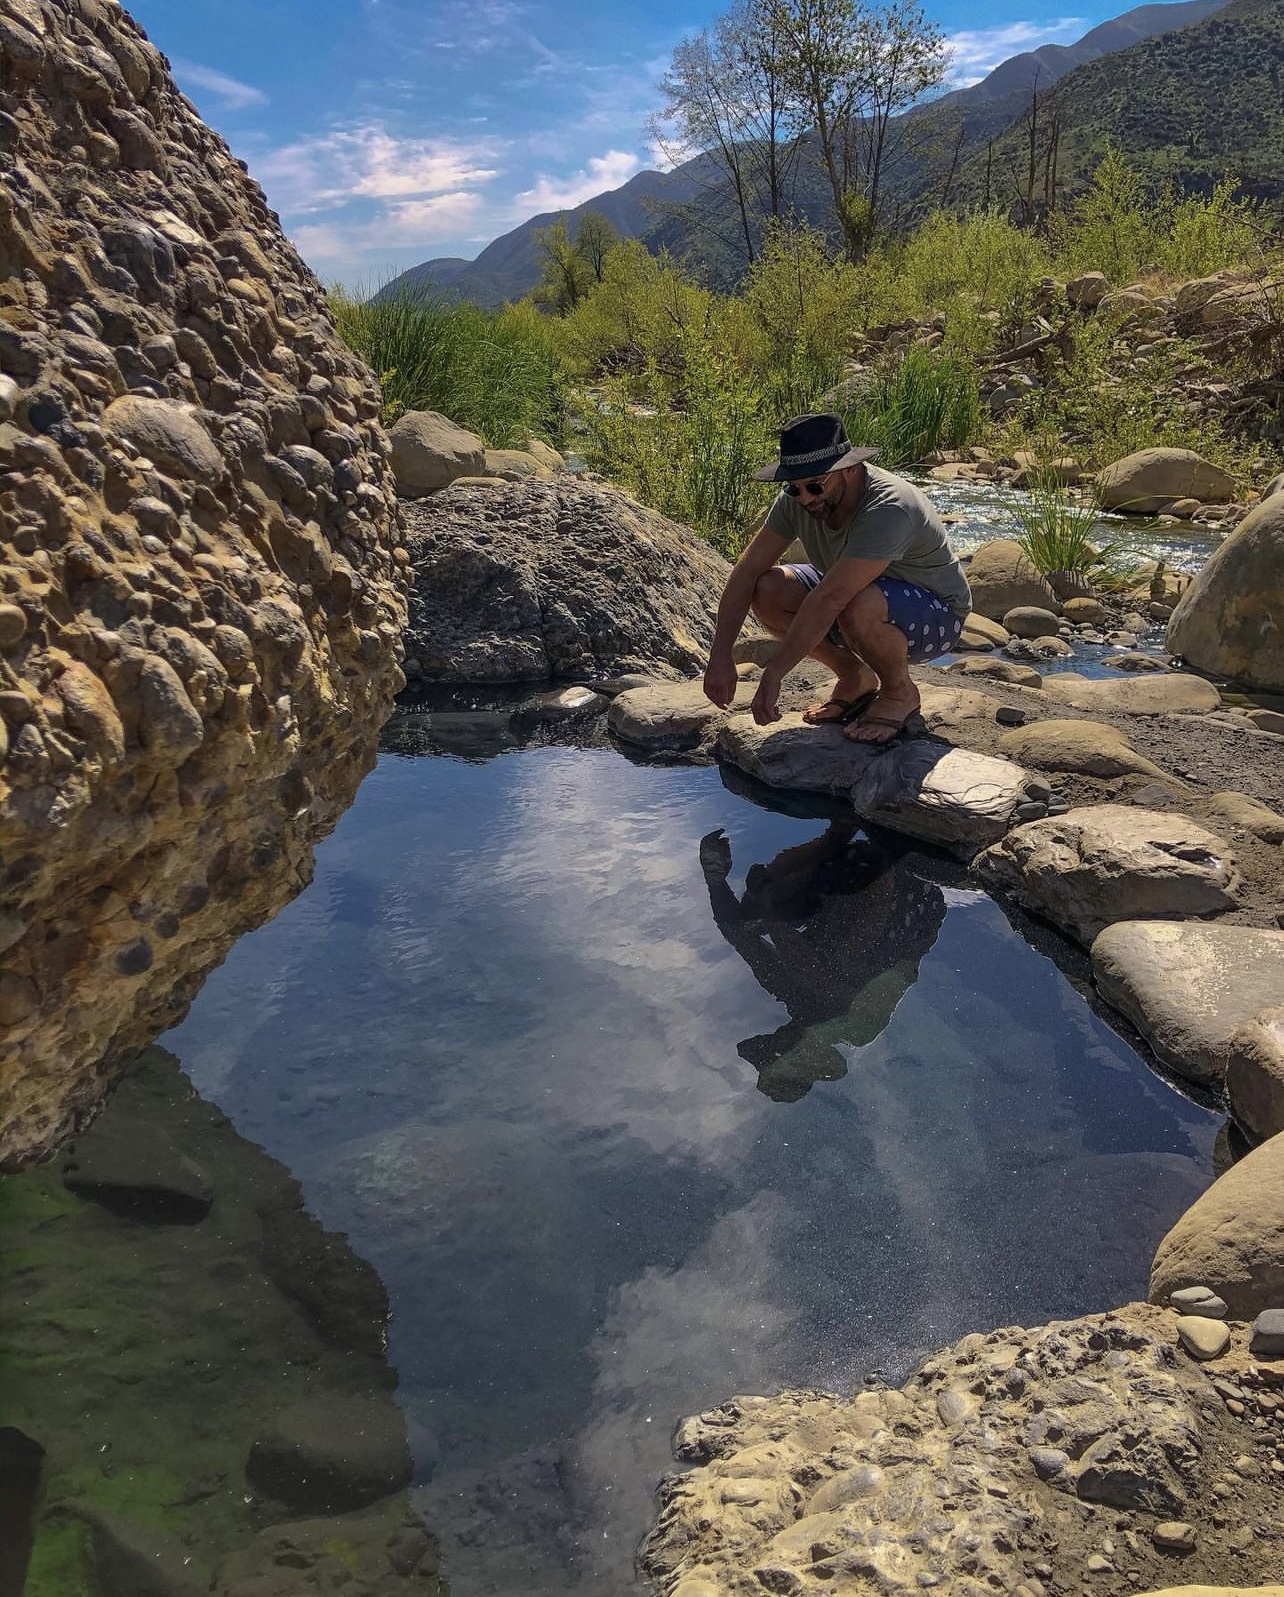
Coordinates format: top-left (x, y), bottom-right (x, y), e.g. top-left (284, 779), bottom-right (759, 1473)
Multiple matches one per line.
top-left (703, 522), bottom-right (792, 707)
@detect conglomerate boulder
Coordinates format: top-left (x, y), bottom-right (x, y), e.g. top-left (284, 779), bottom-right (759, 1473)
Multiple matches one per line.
top-left (0, 0), bottom-right (406, 1167)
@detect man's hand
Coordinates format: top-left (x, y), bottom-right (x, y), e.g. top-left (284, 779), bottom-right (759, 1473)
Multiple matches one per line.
top-left (699, 827), bottom-right (733, 880)
top-left (703, 654), bottom-right (738, 709)
top-left (750, 669), bottom-right (782, 726)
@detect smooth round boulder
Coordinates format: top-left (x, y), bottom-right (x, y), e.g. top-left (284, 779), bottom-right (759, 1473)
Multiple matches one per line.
top-left (1167, 492), bottom-right (1284, 692)
top-left (964, 540), bottom-right (1059, 620)
top-left (956, 611), bottom-right (1010, 651)
top-left (102, 395), bottom-right (223, 481)
top-left (996, 719), bottom-right (1169, 780)
top-left (389, 409), bottom-right (485, 496)
top-left (1150, 1129), bottom-right (1284, 1318)
top-left (1001, 605), bottom-right (1062, 639)
top-left (1097, 449), bottom-right (1235, 515)
top-left (1062, 596), bottom-right (1106, 625)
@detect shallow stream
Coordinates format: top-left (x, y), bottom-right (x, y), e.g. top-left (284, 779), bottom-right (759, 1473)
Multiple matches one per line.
top-left (0, 489), bottom-right (1229, 1596)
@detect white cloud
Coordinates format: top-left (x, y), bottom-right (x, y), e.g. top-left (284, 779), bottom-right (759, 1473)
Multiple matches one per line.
top-left (170, 58), bottom-right (269, 111)
top-left (513, 149), bottom-right (641, 216)
top-left (944, 16), bottom-right (1084, 85)
top-left (253, 125), bottom-right (504, 215)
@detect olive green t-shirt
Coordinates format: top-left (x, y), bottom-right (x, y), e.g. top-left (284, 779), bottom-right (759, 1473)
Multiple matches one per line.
top-left (765, 465), bottom-right (971, 616)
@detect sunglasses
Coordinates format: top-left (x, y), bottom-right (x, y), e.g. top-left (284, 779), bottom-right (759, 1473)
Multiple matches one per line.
top-left (784, 477), bottom-right (829, 498)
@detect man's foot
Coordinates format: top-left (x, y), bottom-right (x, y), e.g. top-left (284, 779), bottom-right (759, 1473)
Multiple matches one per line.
top-left (844, 692), bottom-right (922, 745)
top-left (802, 677), bottom-right (879, 725)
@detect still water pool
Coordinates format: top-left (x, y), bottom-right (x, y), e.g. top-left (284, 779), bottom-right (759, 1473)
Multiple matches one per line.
top-left (4, 731), bottom-right (1222, 1595)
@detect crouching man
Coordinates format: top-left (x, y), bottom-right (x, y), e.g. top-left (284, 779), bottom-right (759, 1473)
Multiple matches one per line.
top-left (702, 413), bottom-right (971, 744)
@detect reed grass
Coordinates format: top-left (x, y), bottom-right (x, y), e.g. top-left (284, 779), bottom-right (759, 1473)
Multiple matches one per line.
top-left (329, 284), bottom-right (569, 447)
top-left (842, 348), bottom-right (982, 468)
top-left (1003, 471), bottom-right (1118, 575)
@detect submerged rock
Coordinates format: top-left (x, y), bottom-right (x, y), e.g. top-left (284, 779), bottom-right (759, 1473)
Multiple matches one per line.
top-left (0, 1), bottom-right (405, 1168)
top-left (246, 1392), bottom-right (412, 1513)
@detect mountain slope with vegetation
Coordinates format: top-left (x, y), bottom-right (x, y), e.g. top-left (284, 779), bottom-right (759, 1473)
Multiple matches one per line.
top-left (946, 0), bottom-right (1284, 210)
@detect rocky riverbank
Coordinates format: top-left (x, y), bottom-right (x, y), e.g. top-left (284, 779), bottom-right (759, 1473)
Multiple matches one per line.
top-left (0, 0), bottom-right (406, 1168)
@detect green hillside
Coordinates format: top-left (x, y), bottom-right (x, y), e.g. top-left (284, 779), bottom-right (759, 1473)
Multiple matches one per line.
top-left (947, 0), bottom-right (1284, 208)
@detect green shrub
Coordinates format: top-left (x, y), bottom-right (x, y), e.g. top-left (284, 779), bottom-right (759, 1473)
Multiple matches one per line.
top-left (329, 284), bottom-right (569, 446)
top-left (558, 242), bottom-right (713, 379)
top-left (580, 332), bottom-right (776, 557)
top-left (842, 347), bottom-right (982, 467)
top-left (1003, 473), bottom-right (1116, 576)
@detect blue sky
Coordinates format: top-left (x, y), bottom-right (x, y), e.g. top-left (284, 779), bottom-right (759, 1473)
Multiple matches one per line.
top-left (127, 0), bottom-right (1118, 287)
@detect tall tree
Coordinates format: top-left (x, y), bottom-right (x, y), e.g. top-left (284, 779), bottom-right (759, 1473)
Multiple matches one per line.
top-left (652, 0), bottom-right (806, 267)
top-left (769, 0), bottom-right (948, 257)
top-left (532, 210), bottom-right (620, 312)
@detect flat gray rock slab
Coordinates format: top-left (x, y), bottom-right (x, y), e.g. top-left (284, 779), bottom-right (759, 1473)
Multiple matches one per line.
top-left (1091, 921), bottom-right (1284, 1085)
top-left (608, 682), bottom-right (727, 749)
top-left (978, 805), bottom-right (1239, 947)
top-left (849, 742), bottom-right (1036, 855)
top-left (719, 715), bottom-right (1036, 854)
top-left (717, 712), bottom-right (868, 795)
top-left (1038, 671), bottom-right (1221, 715)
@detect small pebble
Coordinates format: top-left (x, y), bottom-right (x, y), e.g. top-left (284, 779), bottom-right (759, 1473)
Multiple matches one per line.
top-left (1152, 1521), bottom-right (1196, 1551)
top-left (1249, 1308), bottom-right (1284, 1356)
top-left (1085, 1554), bottom-right (1113, 1574)
top-left (1170, 1285), bottom-right (1229, 1318)
top-left (1176, 1315), bottom-right (1230, 1360)
top-left (995, 705), bottom-right (1031, 726)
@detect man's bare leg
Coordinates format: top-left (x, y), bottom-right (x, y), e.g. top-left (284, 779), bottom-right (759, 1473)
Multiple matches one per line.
top-left (833, 586), bottom-right (919, 744)
top-left (750, 568), bottom-right (878, 722)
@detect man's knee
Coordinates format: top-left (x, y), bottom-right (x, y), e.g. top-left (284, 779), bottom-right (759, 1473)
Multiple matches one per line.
top-left (837, 582), bottom-right (889, 641)
top-left (751, 566), bottom-right (802, 624)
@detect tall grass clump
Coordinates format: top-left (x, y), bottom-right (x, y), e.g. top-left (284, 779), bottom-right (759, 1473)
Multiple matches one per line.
top-left (842, 348), bottom-right (982, 467)
top-left (1003, 473), bottom-right (1116, 577)
top-left (580, 332), bottom-right (776, 557)
top-left (329, 283), bottom-right (569, 447)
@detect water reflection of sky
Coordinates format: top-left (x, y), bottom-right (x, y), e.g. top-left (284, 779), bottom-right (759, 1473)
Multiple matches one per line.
top-left (165, 745), bottom-right (1219, 1596)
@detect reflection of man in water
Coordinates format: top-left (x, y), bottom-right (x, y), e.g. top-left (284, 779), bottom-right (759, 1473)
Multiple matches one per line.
top-left (700, 823), bottom-right (947, 1102)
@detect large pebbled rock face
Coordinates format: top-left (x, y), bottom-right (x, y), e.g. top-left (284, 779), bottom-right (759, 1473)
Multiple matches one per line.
top-left (0, 0), bottom-right (406, 1167)
top-left (399, 477), bottom-right (733, 682)
top-left (642, 1304), bottom-right (1273, 1597)
top-left (1166, 493), bottom-right (1284, 692)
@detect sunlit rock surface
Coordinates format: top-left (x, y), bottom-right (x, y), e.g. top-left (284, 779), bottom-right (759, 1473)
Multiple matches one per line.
top-left (0, 0), bottom-right (406, 1167)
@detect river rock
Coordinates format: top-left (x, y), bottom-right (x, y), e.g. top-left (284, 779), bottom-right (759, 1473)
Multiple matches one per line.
top-left (1063, 596), bottom-right (1107, 624)
top-left (943, 656), bottom-right (1042, 688)
top-left (483, 447), bottom-right (553, 481)
top-left (388, 410), bottom-right (485, 494)
top-left (246, 1392), bottom-right (412, 1513)
top-left (641, 1304), bottom-right (1262, 1597)
top-left (1039, 672), bottom-right (1221, 715)
top-left (1251, 1309), bottom-right (1284, 1355)
top-left (1066, 271), bottom-right (1110, 308)
top-left (1176, 1315), bottom-right (1230, 1360)
top-left (1225, 1006), bottom-right (1284, 1141)
top-left (849, 742), bottom-right (1038, 855)
top-left (965, 539), bottom-right (1060, 620)
top-left (717, 713), bottom-right (871, 796)
top-left (1167, 493), bottom-right (1284, 692)
top-left (1092, 923), bottom-right (1284, 1086)
top-left (957, 611), bottom-right (1011, 650)
top-left (0, 0), bottom-right (405, 1169)
top-left (1097, 449), bottom-right (1236, 514)
top-left (1150, 1130), bottom-right (1284, 1317)
top-left (1002, 605), bottom-right (1062, 639)
top-left (608, 683), bottom-right (727, 750)
top-left (979, 808), bottom-right (1238, 946)
top-left (997, 718), bottom-right (1171, 780)
top-left (399, 478), bottom-right (731, 682)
